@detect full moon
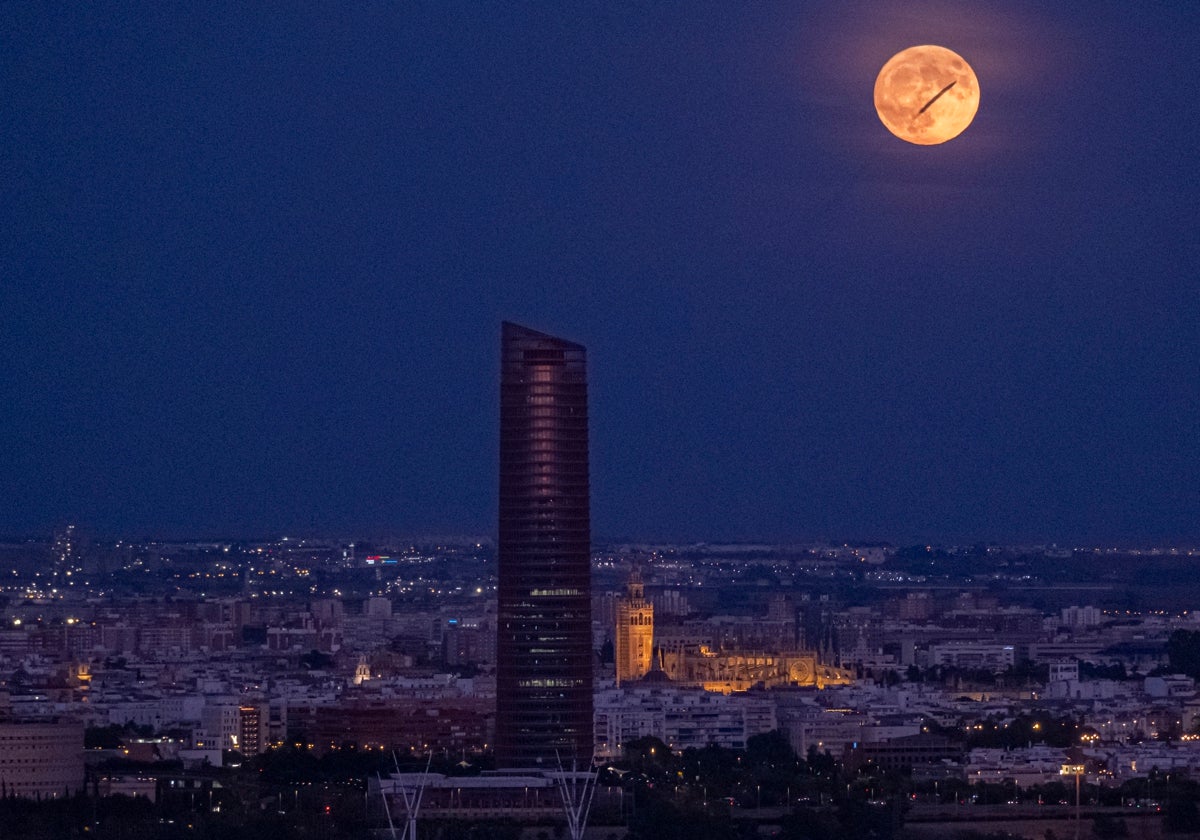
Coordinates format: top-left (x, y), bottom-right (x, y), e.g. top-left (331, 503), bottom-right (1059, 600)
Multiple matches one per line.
top-left (874, 45), bottom-right (979, 145)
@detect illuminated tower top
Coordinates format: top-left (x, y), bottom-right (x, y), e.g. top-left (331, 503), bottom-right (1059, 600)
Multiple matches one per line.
top-left (615, 567), bottom-right (653, 687)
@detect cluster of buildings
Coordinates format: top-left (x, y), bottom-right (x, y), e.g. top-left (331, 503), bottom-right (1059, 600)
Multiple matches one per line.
top-left (4, 592), bottom-right (1200, 800)
top-left (4, 570), bottom-right (1199, 798)
top-left (3, 322), bottom-right (1200, 817)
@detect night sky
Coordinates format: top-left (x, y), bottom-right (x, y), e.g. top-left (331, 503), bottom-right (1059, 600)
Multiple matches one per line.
top-left (3, 2), bottom-right (1198, 543)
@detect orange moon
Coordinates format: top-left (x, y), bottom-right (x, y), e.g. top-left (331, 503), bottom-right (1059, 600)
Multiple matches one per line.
top-left (874, 45), bottom-right (979, 145)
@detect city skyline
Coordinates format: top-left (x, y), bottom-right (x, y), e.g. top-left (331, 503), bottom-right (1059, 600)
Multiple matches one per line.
top-left (3, 2), bottom-right (1198, 544)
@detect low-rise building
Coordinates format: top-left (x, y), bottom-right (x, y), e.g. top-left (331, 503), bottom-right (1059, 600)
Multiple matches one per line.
top-left (0, 716), bottom-right (85, 799)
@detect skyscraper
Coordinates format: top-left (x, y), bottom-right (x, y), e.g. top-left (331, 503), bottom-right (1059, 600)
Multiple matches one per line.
top-left (51, 524), bottom-right (83, 586)
top-left (496, 322), bottom-right (593, 768)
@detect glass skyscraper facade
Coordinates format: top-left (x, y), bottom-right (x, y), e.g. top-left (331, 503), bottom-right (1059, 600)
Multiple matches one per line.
top-left (496, 322), bottom-right (593, 768)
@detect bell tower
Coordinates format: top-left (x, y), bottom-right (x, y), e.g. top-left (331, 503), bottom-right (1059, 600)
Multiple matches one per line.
top-left (614, 568), bottom-right (654, 686)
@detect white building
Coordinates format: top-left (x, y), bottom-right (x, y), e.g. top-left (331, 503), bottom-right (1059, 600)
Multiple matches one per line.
top-left (1061, 605), bottom-right (1103, 628)
top-left (593, 684), bottom-right (776, 759)
top-left (1144, 674), bottom-right (1196, 699)
top-left (928, 643), bottom-right (1016, 673)
top-left (965, 746), bottom-right (1070, 788)
top-left (198, 700), bottom-right (240, 750)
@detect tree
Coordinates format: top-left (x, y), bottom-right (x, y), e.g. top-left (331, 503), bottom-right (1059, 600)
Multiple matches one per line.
top-left (778, 808), bottom-right (840, 840)
top-left (1081, 661), bottom-right (1127, 681)
top-left (1167, 630), bottom-right (1200, 679)
top-left (299, 648), bottom-right (333, 670)
top-left (1165, 796), bottom-right (1200, 834)
top-left (1092, 813), bottom-right (1129, 838)
top-left (837, 797), bottom-right (904, 840)
top-left (805, 746), bottom-right (837, 778)
top-left (746, 731), bottom-right (796, 769)
top-left (85, 724), bottom-right (125, 750)
top-left (626, 795), bottom-right (737, 840)
top-left (624, 736), bottom-right (673, 766)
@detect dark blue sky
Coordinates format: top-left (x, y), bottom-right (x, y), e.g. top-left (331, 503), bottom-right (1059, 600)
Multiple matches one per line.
top-left (3, 2), bottom-right (1198, 543)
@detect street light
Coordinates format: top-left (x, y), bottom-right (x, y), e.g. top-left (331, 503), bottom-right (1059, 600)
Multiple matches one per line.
top-left (1060, 764), bottom-right (1085, 840)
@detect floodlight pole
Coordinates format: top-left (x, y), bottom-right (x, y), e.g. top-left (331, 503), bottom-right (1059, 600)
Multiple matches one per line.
top-left (1080, 772), bottom-right (1089, 840)
top-left (555, 751), bottom-right (598, 840)
top-left (383, 751), bottom-right (433, 840)
top-left (377, 773), bottom-right (399, 840)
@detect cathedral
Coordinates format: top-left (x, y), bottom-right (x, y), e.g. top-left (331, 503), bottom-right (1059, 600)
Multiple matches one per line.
top-left (612, 570), bottom-right (853, 693)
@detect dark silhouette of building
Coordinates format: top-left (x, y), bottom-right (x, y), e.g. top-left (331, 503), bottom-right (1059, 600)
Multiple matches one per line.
top-left (496, 322), bottom-right (593, 768)
top-left (844, 733), bottom-right (964, 773)
top-left (292, 698), bottom-right (493, 756)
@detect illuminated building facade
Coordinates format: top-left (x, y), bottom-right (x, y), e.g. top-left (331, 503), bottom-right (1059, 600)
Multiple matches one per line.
top-left (614, 569), bottom-right (653, 686)
top-left (238, 704), bottom-right (266, 755)
top-left (496, 322), bottom-right (593, 768)
top-left (51, 524), bottom-right (82, 586)
top-left (656, 644), bottom-right (854, 693)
